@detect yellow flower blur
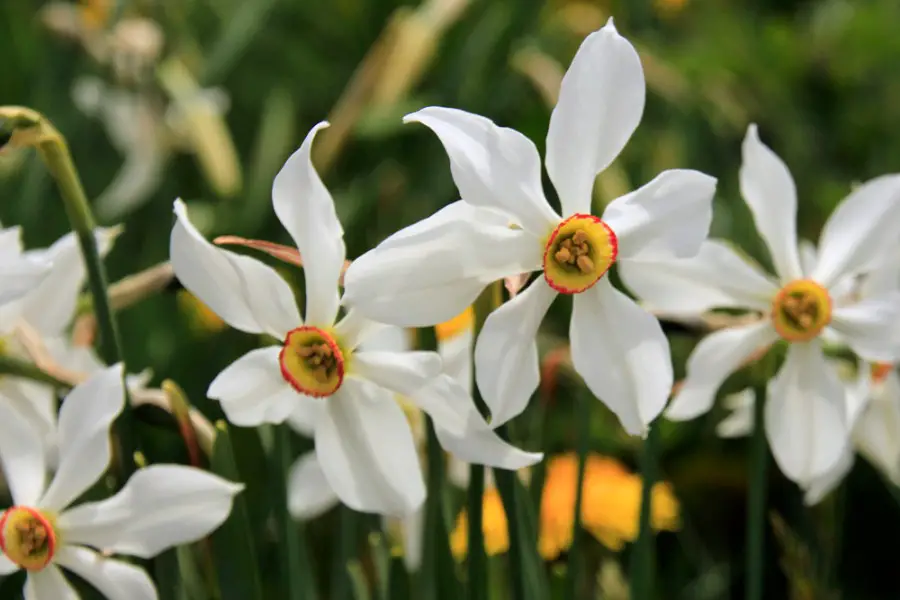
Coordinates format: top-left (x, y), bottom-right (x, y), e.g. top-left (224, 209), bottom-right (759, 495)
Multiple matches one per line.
top-left (435, 306), bottom-right (475, 341)
top-left (177, 290), bottom-right (227, 336)
top-left (450, 453), bottom-right (680, 561)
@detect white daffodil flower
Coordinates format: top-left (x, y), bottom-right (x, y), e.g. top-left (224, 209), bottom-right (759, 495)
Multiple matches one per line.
top-left (0, 227), bottom-right (119, 459)
top-left (285, 308), bottom-right (534, 569)
top-left (0, 363), bottom-right (242, 600)
top-left (717, 363), bottom-right (900, 506)
top-left (620, 124), bottom-right (900, 488)
top-left (0, 225), bottom-right (51, 308)
top-left (342, 19), bottom-right (717, 435)
top-left (170, 124), bottom-right (540, 517)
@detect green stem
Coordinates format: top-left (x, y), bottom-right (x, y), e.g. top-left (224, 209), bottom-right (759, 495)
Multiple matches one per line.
top-left (9, 107), bottom-right (136, 481)
top-left (563, 393), bottom-right (590, 600)
top-left (745, 387), bottom-right (768, 600)
top-left (0, 355), bottom-right (70, 389)
top-left (274, 425), bottom-right (316, 600)
top-left (422, 419), bottom-right (460, 600)
top-left (331, 507), bottom-right (357, 600)
top-left (630, 423), bottom-right (660, 599)
top-left (466, 463), bottom-right (487, 600)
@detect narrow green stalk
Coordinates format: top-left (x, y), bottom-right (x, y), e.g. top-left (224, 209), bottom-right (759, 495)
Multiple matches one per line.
top-left (274, 425), bottom-right (316, 600)
top-left (466, 284), bottom-right (499, 600)
top-left (563, 394), bottom-right (590, 600)
top-left (493, 424), bottom-right (549, 600)
top-left (1, 107), bottom-right (135, 480)
top-left (746, 387), bottom-right (768, 600)
top-left (331, 507), bottom-right (358, 600)
top-left (421, 419), bottom-right (461, 600)
top-left (0, 355), bottom-right (70, 389)
top-left (630, 423), bottom-right (660, 599)
top-left (466, 463), bottom-right (487, 600)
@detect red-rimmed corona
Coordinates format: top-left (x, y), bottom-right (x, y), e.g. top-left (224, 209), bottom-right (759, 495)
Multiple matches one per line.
top-left (542, 214), bottom-right (618, 295)
top-left (770, 279), bottom-right (832, 342)
top-left (279, 326), bottom-right (348, 397)
top-left (0, 506), bottom-right (57, 571)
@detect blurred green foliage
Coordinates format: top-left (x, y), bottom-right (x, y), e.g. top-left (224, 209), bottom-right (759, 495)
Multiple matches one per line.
top-left (3, 0), bottom-right (900, 598)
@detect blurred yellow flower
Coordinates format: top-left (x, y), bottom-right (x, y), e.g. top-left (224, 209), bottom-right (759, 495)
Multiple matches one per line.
top-left (450, 453), bottom-right (680, 561)
top-left (176, 290), bottom-right (226, 336)
top-left (79, 0), bottom-right (111, 29)
top-left (435, 306), bottom-right (474, 341)
top-left (450, 488), bottom-right (509, 559)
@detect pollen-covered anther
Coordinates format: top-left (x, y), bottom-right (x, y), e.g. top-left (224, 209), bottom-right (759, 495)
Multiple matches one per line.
top-left (771, 279), bottom-right (832, 343)
top-left (280, 326), bottom-right (347, 397)
top-left (543, 214), bottom-right (617, 295)
top-left (0, 506), bottom-right (57, 571)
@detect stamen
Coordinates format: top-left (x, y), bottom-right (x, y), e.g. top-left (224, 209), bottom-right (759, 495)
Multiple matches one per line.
top-left (542, 214), bottom-right (617, 295)
top-left (0, 506), bottom-right (57, 571)
top-left (279, 326), bottom-right (347, 397)
top-left (771, 279), bottom-right (832, 343)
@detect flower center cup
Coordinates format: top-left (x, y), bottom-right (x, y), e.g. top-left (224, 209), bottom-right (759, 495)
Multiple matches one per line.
top-left (0, 507), bottom-right (57, 571)
top-left (542, 214), bottom-right (618, 295)
top-left (279, 326), bottom-right (346, 397)
top-left (771, 279), bottom-right (832, 342)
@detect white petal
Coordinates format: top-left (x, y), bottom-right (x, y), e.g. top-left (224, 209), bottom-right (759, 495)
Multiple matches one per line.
top-left (343, 208), bottom-right (541, 327)
top-left (378, 201), bottom-right (511, 247)
top-left (739, 125), bottom-right (803, 283)
top-left (19, 228), bottom-right (117, 335)
top-left (603, 170), bottom-right (716, 261)
top-left (351, 351), bottom-right (442, 396)
top-left (58, 465), bottom-right (242, 557)
top-left (285, 401), bottom-right (325, 438)
top-left (438, 328), bottom-right (474, 393)
top-left (25, 566), bottom-right (79, 600)
top-left (618, 239), bottom-right (779, 314)
top-left (0, 553), bottom-right (19, 575)
top-left (715, 389), bottom-right (755, 438)
top-left (403, 107), bottom-right (558, 236)
top-left (0, 226), bottom-right (23, 256)
top-left (0, 399), bottom-right (46, 506)
top-left (272, 122), bottom-right (345, 327)
top-left (40, 364), bottom-right (125, 512)
top-left (334, 309), bottom-right (388, 351)
top-left (400, 505), bottom-right (425, 572)
top-left (860, 253), bottom-right (900, 298)
top-left (765, 342), bottom-right (849, 487)
top-left (287, 452), bottom-right (340, 520)
top-left (570, 277), bottom-right (672, 435)
top-left (207, 347), bottom-right (305, 426)
top-left (315, 379), bottom-right (425, 516)
top-left (356, 324), bottom-right (410, 353)
top-left (666, 322), bottom-right (777, 421)
top-left (811, 174), bottom-right (900, 288)
top-left (829, 291), bottom-right (900, 362)
top-left (55, 546), bottom-right (156, 600)
top-left (170, 199), bottom-right (301, 338)
top-left (802, 449), bottom-right (854, 507)
top-left (545, 19), bottom-right (645, 216)
top-left (0, 256), bottom-right (50, 307)
top-left (474, 278), bottom-right (556, 426)
top-left (798, 239), bottom-right (818, 277)
top-left (854, 370), bottom-right (900, 484)
top-left (433, 386), bottom-right (543, 470)
top-left (405, 374), bottom-right (470, 436)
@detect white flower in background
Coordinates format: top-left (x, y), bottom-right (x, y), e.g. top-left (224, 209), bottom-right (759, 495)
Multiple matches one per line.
top-left (343, 20), bottom-right (717, 435)
top-left (619, 124), bottom-right (900, 488)
top-left (0, 364), bottom-right (242, 599)
top-left (171, 124), bottom-right (540, 517)
top-left (0, 227), bottom-right (119, 460)
top-left (0, 225), bottom-right (51, 308)
top-left (718, 363), bottom-right (900, 505)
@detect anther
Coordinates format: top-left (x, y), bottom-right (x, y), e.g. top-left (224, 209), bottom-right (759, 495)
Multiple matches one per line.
top-left (542, 214), bottom-right (618, 295)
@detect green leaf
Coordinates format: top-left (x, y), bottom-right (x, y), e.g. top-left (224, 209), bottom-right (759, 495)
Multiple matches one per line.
top-left (209, 421), bottom-right (265, 600)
